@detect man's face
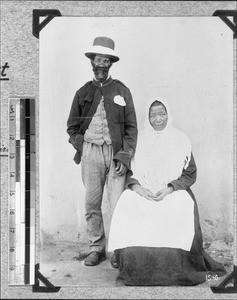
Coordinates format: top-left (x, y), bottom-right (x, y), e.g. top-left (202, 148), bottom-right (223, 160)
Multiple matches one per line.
top-left (91, 54), bottom-right (113, 83)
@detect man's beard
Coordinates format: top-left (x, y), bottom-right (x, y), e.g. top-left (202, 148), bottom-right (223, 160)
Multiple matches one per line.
top-left (92, 65), bottom-right (110, 83)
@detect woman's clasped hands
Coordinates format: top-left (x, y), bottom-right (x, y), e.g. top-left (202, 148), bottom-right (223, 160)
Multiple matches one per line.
top-left (131, 184), bottom-right (174, 202)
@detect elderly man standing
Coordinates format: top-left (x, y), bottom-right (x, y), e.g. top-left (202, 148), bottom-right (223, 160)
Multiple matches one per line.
top-left (67, 36), bottom-right (138, 266)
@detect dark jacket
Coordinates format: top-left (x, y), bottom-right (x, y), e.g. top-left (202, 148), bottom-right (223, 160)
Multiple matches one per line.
top-left (67, 76), bottom-right (138, 171)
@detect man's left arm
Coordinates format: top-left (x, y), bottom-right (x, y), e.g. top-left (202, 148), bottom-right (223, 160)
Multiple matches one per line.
top-left (113, 88), bottom-right (138, 173)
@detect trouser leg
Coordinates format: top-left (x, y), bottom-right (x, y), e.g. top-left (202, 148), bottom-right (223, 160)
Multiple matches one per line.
top-left (104, 144), bottom-right (126, 235)
top-left (81, 142), bottom-right (106, 253)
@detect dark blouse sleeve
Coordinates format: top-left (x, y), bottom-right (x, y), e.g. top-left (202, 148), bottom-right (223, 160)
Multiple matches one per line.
top-left (167, 152), bottom-right (197, 191)
top-left (124, 171), bottom-right (141, 190)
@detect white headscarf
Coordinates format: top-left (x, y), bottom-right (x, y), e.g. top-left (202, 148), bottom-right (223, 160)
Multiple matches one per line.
top-left (131, 98), bottom-right (192, 194)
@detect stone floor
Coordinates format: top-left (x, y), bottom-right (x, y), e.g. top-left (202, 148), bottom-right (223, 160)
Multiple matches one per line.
top-left (39, 239), bottom-right (234, 288)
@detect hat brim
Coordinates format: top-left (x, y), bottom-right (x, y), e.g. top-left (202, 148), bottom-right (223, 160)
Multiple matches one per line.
top-left (85, 45), bottom-right (119, 62)
top-left (85, 52), bottom-right (119, 63)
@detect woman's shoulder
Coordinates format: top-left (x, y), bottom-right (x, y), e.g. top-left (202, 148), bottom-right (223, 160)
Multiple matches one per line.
top-left (173, 127), bottom-right (188, 137)
top-left (172, 127), bottom-right (191, 146)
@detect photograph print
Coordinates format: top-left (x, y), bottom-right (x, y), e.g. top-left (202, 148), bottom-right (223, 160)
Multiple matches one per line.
top-left (39, 16), bottom-right (233, 287)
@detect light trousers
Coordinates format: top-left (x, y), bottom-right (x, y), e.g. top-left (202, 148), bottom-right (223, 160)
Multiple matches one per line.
top-left (81, 141), bottom-right (126, 253)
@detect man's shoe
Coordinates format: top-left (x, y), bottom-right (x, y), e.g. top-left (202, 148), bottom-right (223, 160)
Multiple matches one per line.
top-left (110, 253), bottom-right (119, 268)
top-left (84, 251), bottom-right (106, 266)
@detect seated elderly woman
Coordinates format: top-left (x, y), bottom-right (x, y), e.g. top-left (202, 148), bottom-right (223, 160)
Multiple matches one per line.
top-left (108, 98), bottom-right (226, 286)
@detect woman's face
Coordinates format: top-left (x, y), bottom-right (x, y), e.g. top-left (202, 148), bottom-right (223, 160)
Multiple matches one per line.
top-left (149, 103), bottom-right (168, 131)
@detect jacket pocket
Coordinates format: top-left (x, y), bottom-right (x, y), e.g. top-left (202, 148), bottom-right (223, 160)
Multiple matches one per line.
top-left (110, 103), bottom-right (124, 124)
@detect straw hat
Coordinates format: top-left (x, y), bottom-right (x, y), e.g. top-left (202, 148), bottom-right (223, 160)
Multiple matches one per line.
top-left (85, 36), bottom-right (119, 62)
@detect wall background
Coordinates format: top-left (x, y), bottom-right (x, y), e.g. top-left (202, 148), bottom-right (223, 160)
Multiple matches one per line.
top-left (39, 17), bottom-right (233, 245)
top-left (1, 1), bottom-right (236, 298)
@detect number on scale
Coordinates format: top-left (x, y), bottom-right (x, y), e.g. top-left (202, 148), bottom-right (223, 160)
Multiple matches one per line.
top-left (10, 266), bottom-right (15, 271)
top-left (10, 228), bottom-right (15, 233)
top-left (10, 248), bottom-right (15, 252)
top-left (10, 135), bottom-right (15, 140)
top-left (10, 173), bottom-right (15, 178)
top-left (10, 105), bottom-right (15, 114)
top-left (10, 210), bottom-right (15, 215)
top-left (10, 192), bottom-right (15, 196)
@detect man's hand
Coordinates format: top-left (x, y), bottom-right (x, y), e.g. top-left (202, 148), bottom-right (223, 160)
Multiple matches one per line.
top-left (155, 187), bottom-right (174, 202)
top-left (131, 184), bottom-right (157, 201)
top-left (115, 161), bottom-right (127, 176)
top-left (70, 135), bottom-right (83, 152)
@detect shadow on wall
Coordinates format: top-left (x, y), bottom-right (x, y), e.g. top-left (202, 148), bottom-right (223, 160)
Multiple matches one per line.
top-left (202, 217), bottom-right (233, 249)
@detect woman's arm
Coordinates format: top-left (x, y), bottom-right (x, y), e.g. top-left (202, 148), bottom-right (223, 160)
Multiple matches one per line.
top-left (167, 152), bottom-right (197, 191)
top-left (125, 173), bottom-right (158, 201)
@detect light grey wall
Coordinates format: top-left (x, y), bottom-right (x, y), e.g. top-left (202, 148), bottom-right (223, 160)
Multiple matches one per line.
top-left (39, 17), bottom-right (233, 243)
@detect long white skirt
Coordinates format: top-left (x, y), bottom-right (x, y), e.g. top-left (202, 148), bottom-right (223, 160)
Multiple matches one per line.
top-left (108, 189), bottom-right (195, 252)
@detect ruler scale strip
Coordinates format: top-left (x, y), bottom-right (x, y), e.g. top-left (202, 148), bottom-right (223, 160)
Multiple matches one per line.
top-left (25, 98), bottom-right (35, 285)
top-left (8, 98), bottom-right (36, 285)
top-left (25, 99), bottom-right (31, 278)
top-left (9, 99), bottom-right (16, 284)
top-left (15, 99), bottom-right (23, 284)
top-left (20, 99), bottom-right (26, 283)
top-left (29, 99), bottom-right (36, 285)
